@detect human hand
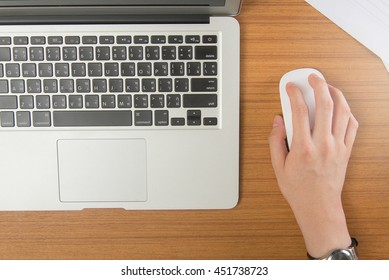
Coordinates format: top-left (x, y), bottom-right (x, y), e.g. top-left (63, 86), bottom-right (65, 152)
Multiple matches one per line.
top-left (268, 74), bottom-right (359, 258)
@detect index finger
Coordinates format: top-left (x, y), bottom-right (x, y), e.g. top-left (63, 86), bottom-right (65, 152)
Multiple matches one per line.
top-left (286, 82), bottom-right (312, 146)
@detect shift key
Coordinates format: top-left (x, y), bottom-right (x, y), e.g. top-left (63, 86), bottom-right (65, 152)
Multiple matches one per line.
top-left (183, 94), bottom-right (217, 108)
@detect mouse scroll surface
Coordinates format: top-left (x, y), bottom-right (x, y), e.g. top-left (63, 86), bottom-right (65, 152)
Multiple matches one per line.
top-left (57, 139), bottom-right (147, 203)
top-left (279, 68), bottom-right (325, 148)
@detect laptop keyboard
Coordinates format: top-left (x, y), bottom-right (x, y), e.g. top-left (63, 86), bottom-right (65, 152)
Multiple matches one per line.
top-left (0, 33), bottom-right (219, 129)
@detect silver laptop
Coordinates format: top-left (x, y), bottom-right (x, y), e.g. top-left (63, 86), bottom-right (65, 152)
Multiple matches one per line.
top-left (0, 0), bottom-right (241, 210)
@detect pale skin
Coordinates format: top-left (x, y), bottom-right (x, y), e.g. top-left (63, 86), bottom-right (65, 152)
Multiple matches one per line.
top-left (268, 74), bottom-right (359, 258)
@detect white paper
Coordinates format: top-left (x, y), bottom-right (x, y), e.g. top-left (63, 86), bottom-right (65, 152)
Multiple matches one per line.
top-left (306, 0), bottom-right (389, 71)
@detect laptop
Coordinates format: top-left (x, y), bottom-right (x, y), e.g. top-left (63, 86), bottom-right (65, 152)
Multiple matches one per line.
top-left (0, 0), bottom-right (241, 210)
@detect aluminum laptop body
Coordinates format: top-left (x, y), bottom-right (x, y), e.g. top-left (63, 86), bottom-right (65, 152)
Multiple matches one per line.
top-left (0, 0), bottom-right (241, 210)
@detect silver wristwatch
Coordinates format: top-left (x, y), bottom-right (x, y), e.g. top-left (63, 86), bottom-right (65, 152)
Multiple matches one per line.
top-left (308, 238), bottom-right (358, 260)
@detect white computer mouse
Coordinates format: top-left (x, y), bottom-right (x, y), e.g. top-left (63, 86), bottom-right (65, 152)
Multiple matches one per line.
top-left (279, 68), bottom-right (326, 148)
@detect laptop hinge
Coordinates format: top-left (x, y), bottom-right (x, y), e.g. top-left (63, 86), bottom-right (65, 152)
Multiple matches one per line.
top-left (0, 14), bottom-right (210, 25)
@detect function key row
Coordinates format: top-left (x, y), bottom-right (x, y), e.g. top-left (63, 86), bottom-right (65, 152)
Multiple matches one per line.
top-left (0, 45), bottom-right (217, 61)
top-left (0, 35), bottom-right (217, 46)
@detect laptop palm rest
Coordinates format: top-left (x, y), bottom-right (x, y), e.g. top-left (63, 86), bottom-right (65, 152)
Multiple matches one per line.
top-left (57, 139), bottom-right (147, 203)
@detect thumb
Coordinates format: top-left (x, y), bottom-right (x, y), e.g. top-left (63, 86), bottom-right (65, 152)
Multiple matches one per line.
top-left (268, 115), bottom-right (288, 173)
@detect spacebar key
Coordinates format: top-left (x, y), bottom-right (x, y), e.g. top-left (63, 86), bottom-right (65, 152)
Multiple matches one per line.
top-left (53, 111), bottom-right (132, 127)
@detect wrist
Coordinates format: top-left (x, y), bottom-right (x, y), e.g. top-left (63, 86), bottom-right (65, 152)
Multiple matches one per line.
top-left (294, 204), bottom-right (351, 258)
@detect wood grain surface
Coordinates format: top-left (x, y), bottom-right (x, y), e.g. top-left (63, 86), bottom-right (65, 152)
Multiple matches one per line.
top-left (1, 0), bottom-right (389, 260)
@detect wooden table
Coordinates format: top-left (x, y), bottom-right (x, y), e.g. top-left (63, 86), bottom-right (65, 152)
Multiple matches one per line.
top-left (1, 0), bottom-right (389, 260)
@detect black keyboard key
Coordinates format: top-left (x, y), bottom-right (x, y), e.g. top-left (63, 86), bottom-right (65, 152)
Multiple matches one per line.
top-left (151, 35), bottom-right (166, 44)
top-left (0, 37), bottom-right (11, 45)
top-left (48, 36), bottom-right (63, 45)
top-left (0, 47), bottom-right (11, 61)
top-left (117, 95), bottom-right (131, 108)
top-left (72, 63), bottom-right (86, 77)
top-left (33, 111), bottom-right (51, 127)
top-left (142, 78), bottom-right (156, 92)
top-left (187, 62), bottom-right (201, 76)
top-left (175, 78), bottom-right (189, 92)
top-left (43, 79), bottom-right (58, 93)
top-left (191, 78), bottom-right (217, 92)
top-left (55, 63), bottom-right (70, 77)
top-left (112, 46), bottom-right (127, 60)
top-left (38, 63), bottom-right (53, 77)
top-left (117, 36), bottom-right (132, 44)
top-left (155, 110), bottom-right (168, 126)
top-left (168, 35), bottom-right (183, 44)
top-left (101, 95), bottom-right (115, 108)
top-left (109, 78), bottom-right (123, 92)
top-left (22, 63), bottom-right (37, 77)
top-left (203, 35), bottom-right (217, 44)
top-left (27, 79), bottom-right (41, 93)
top-left (96, 47), bottom-right (110, 60)
top-left (20, 95), bottom-right (34, 109)
top-left (145, 46), bottom-right (159, 60)
top-left (150, 94), bottom-right (164, 108)
top-left (76, 79), bottom-right (90, 93)
top-left (129, 46), bottom-right (143, 60)
top-left (171, 117), bottom-right (185, 126)
top-left (30, 47), bottom-right (44, 61)
top-left (162, 46), bottom-right (176, 60)
top-left (178, 46), bottom-right (193, 60)
top-left (16, 111), bottom-right (31, 127)
top-left (6, 63), bottom-right (20, 77)
top-left (10, 79), bottom-right (25, 93)
top-left (31, 36), bottom-right (46, 45)
top-left (69, 95), bottom-right (83, 108)
top-left (183, 94), bottom-right (217, 108)
top-left (204, 117), bottom-right (218, 126)
top-left (85, 95), bottom-right (99, 108)
top-left (65, 36), bottom-right (80, 45)
top-left (0, 96), bottom-right (17, 109)
top-left (82, 36), bottom-right (97, 44)
top-left (125, 78), bottom-right (140, 92)
top-left (63, 47), bottom-right (77, 61)
top-left (134, 94), bottom-right (148, 108)
top-left (13, 47), bottom-right (27, 61)
top-left (121, 62), bottom-right (135, 76)
top-left (53, 110), bottom-right (132, 126)
top-left (134, 110), bottom-right (152, 126)
top-left (100, 36), bottom-right (114, 44)
top-left (137, 62), bottom-right (152, 76)
top-left (154, 62), bottom-right (168, 76)
top-left (88, 63), bottom-right (102, 77)
top-left (79, 47), bottom-right (94, 61)
top-left (36, 95), bottom-right (50, 109)
top-left (203, 62), bottom-right (218, 76)
top-left (185, 35), bottom-right (200, 44)
top-left (195, 46), bottom-right (217, 60)
top-left (46, 47), bottom-right (60, 61)
top-left (158, 78), bottom-right (172, 92)
top-left (1, 111), bottom-right (14, 127)
top-left (0, 64), bottom-right (2, 77)
top-left (105, 62), bottom-right (119, 76)
top-left (58, 82), bottom-right (73, 97)
top-left (0, 78), bottom-right (9, 91)
top-left (134, 36), bottom-right (149, 44)
top-left (187, 110), bottom-right (201, 126)
top-left (92, 79), bottom-right (107, 93)
top-left (170, 62), bottom-right (185, 76)
top-left (167, 94), bottom-right (181, 108)
top-left (52, 95), bottom-right (67, 109)
top-left (14, 36), bottom-right (28, 45)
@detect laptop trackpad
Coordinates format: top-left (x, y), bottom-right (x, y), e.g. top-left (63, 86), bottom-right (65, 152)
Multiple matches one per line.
top-left (57, 139), bottom-right (147, 202)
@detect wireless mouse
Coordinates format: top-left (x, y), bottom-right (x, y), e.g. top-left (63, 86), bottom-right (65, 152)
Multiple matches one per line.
top-left (279, 68), bottom-right (326, 148)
